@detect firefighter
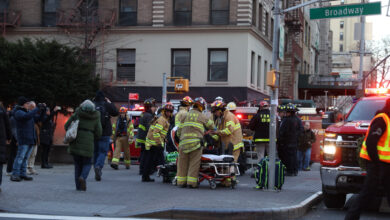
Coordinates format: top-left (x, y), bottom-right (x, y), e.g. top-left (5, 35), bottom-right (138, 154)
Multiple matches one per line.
top-left (212, 101), bottom-right (244, 162)
top-left (345, 99), bottom-right (390, 220)
top-left (249, 101), bottom-right (270, 163)
top-left (136, 98), bottom-right (157, 175)
top-left (175, 96), bottom-right (193, 127)
top-left (176, 97), bottom-right (215, 188)
top-left (110, 107), bottom-right (134, 170)
top-left (142, 103), bottom-right (174, 182)
top-left (278, 103), bottom-right (303, 176)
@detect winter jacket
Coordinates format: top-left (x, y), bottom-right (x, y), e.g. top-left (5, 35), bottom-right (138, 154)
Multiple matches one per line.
top-left (175, 107), bottom-right (188, 127)
top-left (145, 115), bottom-right (170, 149)
top-left (0, 107), bottom-right (11, 163)
top-left (217, 110), bottom-right (244, 151)
top-left (94, 101), bottom-right (119, 137)
top-left (249, 109), bottom-right (270, 143)
top-left (65, 108), bottom-right (102, 158)
top-left (136, 111), bottom-right (155, 146)
top-left (298, 129), bottom-right (316, 151)
top-left (40, 111), bottom-right (56, 146)
top-left (14, 106), bottom-right (40, 146)
top-left (279, 115), bottom-right (304, 147)
top-left (177, 109), bottom-right (215, 153)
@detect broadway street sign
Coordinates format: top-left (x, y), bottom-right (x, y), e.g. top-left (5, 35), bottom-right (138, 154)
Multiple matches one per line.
top-left (310, 2), bottom-right (381, 20)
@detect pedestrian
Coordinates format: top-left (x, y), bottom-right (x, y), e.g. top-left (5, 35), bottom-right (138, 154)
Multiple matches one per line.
top-left (136, 98), bottom-right (157, 175)
top-left (65, 100), bottom-right (102, 191)
top-left (110, 107), bottom-right (134, 170)
top-left (297, 122), bottom-right (315, 171)
top-left (40, 106), bottom-right (60, 168)
top-left (249, 101), bottom-right (270, 163)
top-left (278, 103), bottom-right (303, 176)
top-left (11, 97), bottom-right (41, 182)
top-left (345, 99), bottom-right (390, 220)
top-left (6, 107), bottom-right (18, 176)
top-left (176, 97), bottom-right (215, 188)
top-left (142, 103), bottom-right (173, 182)
top-left (0, 101), bottom-right (11, 192)
top-left (93, 90), bottom-right (118, 181)
top-left (27, 123), bottom-right (40, 175)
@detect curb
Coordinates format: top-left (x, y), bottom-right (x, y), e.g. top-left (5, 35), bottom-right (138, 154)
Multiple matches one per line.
top-left (131, 191), bottom-right (323, 220)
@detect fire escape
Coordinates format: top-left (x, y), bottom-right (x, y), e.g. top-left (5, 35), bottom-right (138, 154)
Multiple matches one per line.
top-left (0, 8), bottom-right (21, 36)
top-left (280, 0), bottom-right (304, 99)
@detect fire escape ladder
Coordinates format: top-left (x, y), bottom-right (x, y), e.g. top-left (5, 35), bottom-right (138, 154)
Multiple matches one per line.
top-left (1, 9), bottom-right (21, 36)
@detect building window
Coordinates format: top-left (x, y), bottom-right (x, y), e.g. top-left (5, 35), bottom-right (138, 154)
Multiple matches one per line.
top-left (339, 44), bottom-right (343, 52)
top-left (308, 26), bottom-right (311, 46)
top-left (340, 32), bottom-right (344, 40)
top-left (174, 0), bottom-right (192, 26)
top-left (208, 49), bottom-right (228, 82)
top-left (250, 51), bottom-right (256, 85)
top-left (42, 0), bottom-right (59, 27)
top-left (271, 18), bottom-right (274, 41)
top-left (119, 0), bottom-right (137, 26)
top-left (263, 60), bottom-right (268, 90)
top-left (172, 49), bottom-right (191, 80)
top-left (304, 21), bottom-right (308, 46)
top-left (80, 0), bottom-right (98, 22)
top-left (258, 4), bottom-right (263, 33)
top-left (265, 12), bottom-right (269, 36)
top-left (210, 0), bottom-right (229, 25)
top-left (340, 21), bottom-right (344, 29)
top-left (252, 0), bottom-right (256, 26)
top-left (117, 49), bottom-right (136, 81)
top-left (257, 56), bottom-right (261, 88)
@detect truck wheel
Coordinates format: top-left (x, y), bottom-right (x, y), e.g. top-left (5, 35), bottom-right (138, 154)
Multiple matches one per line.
top-left (323, 190), bottom-right (346, 209)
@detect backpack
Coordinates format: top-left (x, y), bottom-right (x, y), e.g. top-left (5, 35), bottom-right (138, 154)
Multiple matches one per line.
top-left (254, 156), bottom-right (286, 190)
top-left (95, 102), bottom-right (109, 128)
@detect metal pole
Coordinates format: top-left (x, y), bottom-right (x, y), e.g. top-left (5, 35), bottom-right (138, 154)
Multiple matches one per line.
top-left (269, 0), bottom-right (281, 191)
top-left (162, 73), bottom-right (167, 105)
top-left (358, 15), bottom-right (365, 91)
top-left (325, 90), bottom-right (328, 112)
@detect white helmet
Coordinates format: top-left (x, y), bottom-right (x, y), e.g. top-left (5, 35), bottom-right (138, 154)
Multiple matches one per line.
top-left (215, 96), bottom-right (224, 102)
top-left (227, 102), bottom-right (237, 111)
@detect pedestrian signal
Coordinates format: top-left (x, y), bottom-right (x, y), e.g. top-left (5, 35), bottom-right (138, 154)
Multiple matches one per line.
top-left (174, 79), bottom-right (189, 93)
top-left (267, 70), bottom-right (278, 88)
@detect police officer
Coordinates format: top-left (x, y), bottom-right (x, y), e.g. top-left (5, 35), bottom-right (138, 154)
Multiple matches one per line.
top-left (249, 101), bottom-right (270, 163)
top-left (176, 97), bottom-right (215, 188)
top-left (345, 99), bottom-right (390, 220)
top-left (175, 96), bottom-right (193, 127)
top-left (136, 98), bottom-right (157, 175)
top-left (142, 103), bottom-right (174, 182)
top-left (278, 103), bottom-right (303, 176)
top-left (110, 107), bottom-right (134, 170)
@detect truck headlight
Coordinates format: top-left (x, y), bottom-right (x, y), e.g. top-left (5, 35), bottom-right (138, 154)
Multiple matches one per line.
top-left (324, 145), bottom-right (336, 155)
top-left (325, 133), bottom-right (336, 138)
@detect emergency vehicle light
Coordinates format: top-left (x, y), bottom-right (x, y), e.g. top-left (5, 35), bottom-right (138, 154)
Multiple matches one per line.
top-left (365, 88), bottom-right (390, 96)
top-left (236, 114), bottom-right (243, 119)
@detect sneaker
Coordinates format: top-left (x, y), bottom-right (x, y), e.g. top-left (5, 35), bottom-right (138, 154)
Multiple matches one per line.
top-left (78, 177), bottom-right (87, 191)
top-left (10, 175), bottom-right (21, 182)
top-left (110, 164), bottom-right (118, 170)
top-left (303, 167), bottom-right (311, 171)
top-left (20, 176), bottom-right (33, 181)
top-left (27, 168), bottom-right (38, 175)
top-left (94, 167), bottom-right (102, 181)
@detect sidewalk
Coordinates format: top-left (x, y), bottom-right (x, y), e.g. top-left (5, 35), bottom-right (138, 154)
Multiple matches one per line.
top-left (0, 163), bottom-right (322, 219)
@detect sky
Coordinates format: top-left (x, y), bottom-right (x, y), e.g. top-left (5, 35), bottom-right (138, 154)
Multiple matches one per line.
top-left (366, 0), bottom-right (390, 41)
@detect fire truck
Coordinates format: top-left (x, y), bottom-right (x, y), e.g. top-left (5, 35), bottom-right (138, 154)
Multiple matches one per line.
top-left (321, 88), bottom-right (390, 208)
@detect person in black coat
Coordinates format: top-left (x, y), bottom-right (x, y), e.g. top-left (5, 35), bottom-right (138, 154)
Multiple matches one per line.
top-left (0, 101), bottom-right (12, 191)
top-left (40, 106), bottom-right (60, 168)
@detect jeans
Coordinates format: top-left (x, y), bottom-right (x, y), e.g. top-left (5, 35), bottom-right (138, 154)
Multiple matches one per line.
top-left (297, 148), bottom-right (311, 170)
top-left (94, 136), bottom-right (111, 169)
top-left (73, 155), bottom-right (92, 189)
top-left (12, 144), bottom-right (33, 177)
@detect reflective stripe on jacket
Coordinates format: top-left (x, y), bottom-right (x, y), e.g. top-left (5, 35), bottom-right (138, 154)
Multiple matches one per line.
top-left (217, 110), bottom-right (244, 151)
top-left (175, 107), bottom-right (188, 128)
top-left (145, 115), bottom-right (170, 149)
top-left (361, 113), bottom-right (390, 163)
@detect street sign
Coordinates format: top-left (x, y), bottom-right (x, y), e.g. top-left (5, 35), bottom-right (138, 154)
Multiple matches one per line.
top-left (279, 26), bottom-right (284, 61)
top-left (310, 2), bottom-right (381, 20)
top-left (128, 93), bottom-right (139, 100)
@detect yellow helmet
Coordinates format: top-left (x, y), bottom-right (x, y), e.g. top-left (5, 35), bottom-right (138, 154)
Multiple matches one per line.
top-left (227, 102), bottom-right (237, 111)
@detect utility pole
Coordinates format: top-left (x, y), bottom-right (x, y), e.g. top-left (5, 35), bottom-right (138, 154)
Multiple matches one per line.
top-left (358, 12), bottom-right (366, 92)
top-left (268, 0), bottom-right (281, 191)
top-left (162, 73), bottom-right (167, 105)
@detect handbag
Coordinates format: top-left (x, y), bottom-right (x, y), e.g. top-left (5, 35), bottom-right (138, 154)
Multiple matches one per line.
top-left (64, 119), bottom-right (79, 144)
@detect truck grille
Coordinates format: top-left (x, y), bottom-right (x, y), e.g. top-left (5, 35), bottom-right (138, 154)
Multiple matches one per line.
top-left (340, 134), bottom-right (362, 141)
top-left (341, 147), bottom-right (359, 166)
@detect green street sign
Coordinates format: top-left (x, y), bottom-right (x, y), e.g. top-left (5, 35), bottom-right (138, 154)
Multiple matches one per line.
top-left (310, 2), bottom-right (381, 20)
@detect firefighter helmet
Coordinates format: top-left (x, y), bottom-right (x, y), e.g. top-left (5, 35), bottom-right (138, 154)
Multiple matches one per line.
top-left (119, 107), bottom-right (127, 113)
top-left (215, 96), bottom-right (224, 102)
top-left (211, 100), bottom-right (226, 112)
top-left (226, 102), bottom-right (237, 111)
top-left (277, 104), bottom-right (286, 112)
top-left (180, 96), bottom-right (193, 106)
top-left (259, 101), bottom-right (269, 108)
top-left (193, 97), bottom-right (207, 111)
top-left (144, 98), bottom-right (156, 107)
top-left (285, 103), bottom-right (298, 112)
top-left (162, 102), bottom-right (174, 112)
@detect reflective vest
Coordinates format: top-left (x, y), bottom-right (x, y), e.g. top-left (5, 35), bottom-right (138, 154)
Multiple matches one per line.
top-left (360, 113), bottom-right (390, 163)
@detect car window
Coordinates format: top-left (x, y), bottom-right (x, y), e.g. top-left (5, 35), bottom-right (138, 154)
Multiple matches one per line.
top-left (346, 99), bottom-right (386, 122)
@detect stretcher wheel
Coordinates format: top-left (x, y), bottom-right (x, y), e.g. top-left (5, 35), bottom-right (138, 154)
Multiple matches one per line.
top-left (209, 180), bottom-right (217, 190)
top-left (172, 177), bottom-right (177, 186)
top-left (231, 180), bottom-right (237, 189)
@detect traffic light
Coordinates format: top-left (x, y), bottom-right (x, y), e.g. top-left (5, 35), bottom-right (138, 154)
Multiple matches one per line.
top-left (267, 69), bottom-right (278, 88)
top-left (174, 79), bottom-right (189, 93)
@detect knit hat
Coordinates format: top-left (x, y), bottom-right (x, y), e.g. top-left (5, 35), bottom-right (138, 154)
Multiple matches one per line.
top-left (17, 96), bottom-right (30, 106)
top-left (80, 99), bottom-right (96, 112)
